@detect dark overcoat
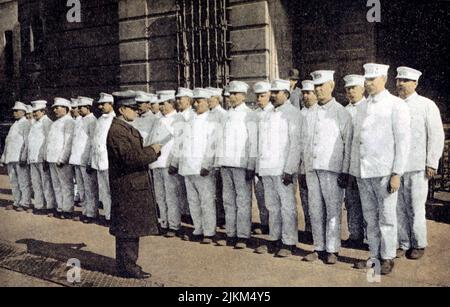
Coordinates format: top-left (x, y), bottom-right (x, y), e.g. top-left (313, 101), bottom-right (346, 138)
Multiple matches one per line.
top-left (106, 118), bottom-right (160, 238)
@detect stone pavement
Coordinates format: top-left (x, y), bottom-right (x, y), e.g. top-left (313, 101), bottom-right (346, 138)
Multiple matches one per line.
top-left (0, 174), bottom-right (449, 287)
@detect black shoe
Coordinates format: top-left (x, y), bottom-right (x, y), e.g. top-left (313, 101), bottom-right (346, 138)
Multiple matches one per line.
top-left (234, 238), bottom-right (248, 249)
top-left (380, 259), bottom-right (395, 275)
top-left (407, 248), bottom-right (425, 260)
top-left (226, 237), bottom-right (237, 247)
top-left (165, 230), bottom-right (177, 238)
top-left (33, 209), bottom-right (48, 216)
top-left (82, 216), bottom-right (95, 224)
top-left (324, 253), bottom-right (338, 265)
top-left (117, 269), bottom-right (151, 279)
top-left (342, 238), bottom-right (365, 249)
top-left (191, 234), bottom-right (204, 242)
top-left (276, 245), bottom-right (295, 258)
top-left (260, 225), bottom-right (269, 235)
top-left (396, 248), bottom-right (407, 258)
top-left (303, 232), bottom-right (313, 244)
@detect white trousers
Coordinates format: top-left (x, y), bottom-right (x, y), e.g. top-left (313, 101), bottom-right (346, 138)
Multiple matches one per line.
top-left (73, 166), bottom-right (85, 203)
top-left (298, 175), bottom-right (311, 233)
top-left (262, 175), bottom-right (298, 246)
top-left (255, 177), bottom-right (269, 226)
top-left (306, 170), bottom-right (343, 253)
top-left (397, 171), bottom-right (429, 250)
top-left (357, 176), bottom-right (398, 260)
top-left (221, 167), bottom-right (253, 239)
top-left (30, 163), bottom-right (55, 210)
top-left (49, 163), bottom-right (74, 213)
top-left (184, 175), bottom-right (217, 237)
top-left (7, 163), bottom-right (32, 208)
top-left (80, 166), bottom-right (99, 218)
top-left (153, 168), bottom-right (182, 231)
top-left (97, 170), bottom-right (111, 220)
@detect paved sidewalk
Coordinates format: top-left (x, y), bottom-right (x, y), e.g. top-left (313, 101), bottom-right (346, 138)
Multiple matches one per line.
top-left (0, 174), bottom-right (449, 287)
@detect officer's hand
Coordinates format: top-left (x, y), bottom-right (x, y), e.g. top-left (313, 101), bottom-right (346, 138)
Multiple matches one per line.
top-left (426, 167), bottom-right (437, 179)
top-left (282, 173), bottom-right (294, 186)
top-left (43, 161), bottom-right (49, 172)
top-left (388, 174), bottom-right (401, 194)
top-left (337, 173), bottom-right (350, 189)
top-left (56, 162), bottom-right (64, 168)
top-left (299, 174), bottom-right (308, 190)
top-left (200, 168), bottom-right (210, 177)
top-left (19, 160), bottom-right (27, 167)
top-left (245, 169), bottom-right (255, 181)
top-left (86, 165), bottom-right (94, 175)
top-left (150, 144), bottom-right (162, 155)
top-left (168, 166), bottom-right (178, 176)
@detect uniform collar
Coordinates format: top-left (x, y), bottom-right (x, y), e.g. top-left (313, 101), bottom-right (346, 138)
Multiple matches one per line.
top-left (164, 110), bottom-right (177, 118)
top-left (212, 105), bottom-right (224, 112)
top-left (404, 92), bottom-right (418, 103)
top-left (261, 103), bottom-right (274, 112)
top-left (232, 102), bottom-right (247, 111)
top-left (141, 111), bottom-right (152, 118)
top-left (370, 89), bottom-right (389, 103)
top-left (348, 97), bottom-right (366, 107)
top-left (317, 98), bottom-right (336, 110)
top-left (35, 115), bottom-right (48, 122)
top-left (274, 100), bottom-right (291, 111)
top-left (196, 111), bottom-right (209, 119)
top-left (101, 111), bottom-right (116, 118)
top-left (17, 116), bottom-right (27, 123)
top-left (181, 107), bottom-right (194, 120)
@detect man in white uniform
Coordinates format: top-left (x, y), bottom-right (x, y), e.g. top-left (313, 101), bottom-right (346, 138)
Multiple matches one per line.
top-left (206, 87), bottom-right (227, 228)
top-left (215, 81), bottom-right (258, 249)
top-left (91, 93), bottom-right (116, 224)
top-left (252, 81), bottom-right (273, 235)
top-left (172, 88), bottom-right (219, 244)
top-left (352, 63), bottom-right (411, 275)
top-left (27, 100), bottom-right (55, 214)
top-left (298, 80), bottom-right (318, 244)
top-left (46, 98), bottom-right (75, 219)
top-left (151, 90), bottom-right (184, 238)
top-left (342, 75), bottom-right (367, 248)
top-left (302, 71), bottom-right (353, 265)
top-left (150, 96), bottom-right (163, 119)
top-left (134, 91), bottom-right (158, 146)
top-left (395, 66), bottom-right (445, 260)
top-left (254, 80), bottom-right (301, 257)
top-left (70, 98), bottom-right (84, 207)
top-left (0, 101), bottom-right (32, 211)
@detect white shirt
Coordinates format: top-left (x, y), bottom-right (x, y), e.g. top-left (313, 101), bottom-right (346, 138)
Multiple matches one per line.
top-left (345, 97), bottom-right (366, 120)
top-left (209, 104), bottom-right (227, 124)
top-left (302, 98), bottom-right (353, 174)
top-left (349, 90), bottom-right (411, 178)
top-left (298, 106), bottom-right (312, 175)
top-left (133, 111), bottom-right (157, 146)
top-left (91, 111), bottom-right (116, 170)
top-left (257, 101), bottom-right (301, 176)
top-left (46, 114), bottom-right (75, 164)
top-left (404, 92), bottom-right (445, 172)
top-left (176, 112), bottom-right (218, 176)
top-left (27, 115), bottom-right (52, 163)
top-left (215, 103), bottom-right (258, 170)
top-left (1, 117), bottom-right (30, 164)
top-left (69, 113), bottom-right (97, 166)
top-left (150, 110), bottom-right (178, 169)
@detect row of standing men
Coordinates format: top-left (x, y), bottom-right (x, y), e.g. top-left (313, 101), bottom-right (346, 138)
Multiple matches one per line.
top-left (0, 63), bottom-right (445, 276)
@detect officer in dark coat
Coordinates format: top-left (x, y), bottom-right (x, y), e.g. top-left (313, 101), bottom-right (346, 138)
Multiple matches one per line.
top-left (107, 90), bottom-right (162, 279)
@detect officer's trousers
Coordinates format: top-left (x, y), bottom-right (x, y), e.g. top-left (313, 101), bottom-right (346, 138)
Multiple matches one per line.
top-left (345, 176), bottom-right (365, 241)
top-left (262, 175), bottom-right (298, 246)
top-left (221, 167), bottom-right (252, 239)
top-left (255, 177), bottom-right (269, 226)
top-left (184, 174), bottom-right (217, 237)
top-left (397, 171), bottom-right (428, 250)
top-left (115, 237), bottom-right (140, 272)
top-left (80, 166), bottom-right (99, 218)
top-left (97, 170), bottom-right (112, 220)
top-left (357, 176), bottom-right (398, 260)
top-left (49, 163), bottom-right (74, 213)
top-left (30, 163), bottom-right (55, 210)
top-left (153, 168), bottom-right (182, 231)
top-left (306, 170), bottom-right (343, 253)
top-left (7, 163), bottom-right (32, 208)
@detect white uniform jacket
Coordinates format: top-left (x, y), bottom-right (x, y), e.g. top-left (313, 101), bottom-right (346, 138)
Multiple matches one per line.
top-left (1, 117), bottom-right (30, 164)
top-left (69, 113), bottom-right (97, 166)
top-left (91, 111), bottom-right (116, 171)
top-left (45, 114), bottom-right (75, 164)
top-left (27, 115), bottom-right (53, 163)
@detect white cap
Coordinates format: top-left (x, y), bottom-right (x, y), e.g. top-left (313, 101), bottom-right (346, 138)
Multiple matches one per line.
top-left (270, 79), bottom-right (291, 92)
top-left (311, 70), bottom-right (335, 85)
top-left (205, 87), bottom-right (223, 97)
top-left (70, 98), bottom-right (79, 108)
top-left (301, 80), bottom-right (315, 92)
top-left (98, 92), bottom-right (114, 104)
top-left (364, 63), bottom-right (390, 78)
top-left (253, 81), bottom-right (271, 94)
top-left (193, 88), bottom-right (212, 99)
top-left (396, 66), bottom-right (422, 81)
top-left (52, 97), bottom-right (71, 109)
top-left (26, 105), bottom-right (33, 114)
top-left (343, 75), bottom-right (365, 88)
top-left (223, 86), bottom-right (230, 97)
top-left (150, 95), bottom-right (159, 104)
top-left (176, 88), bottom-right (194, 98)
top-left (78, 96), bottom-right (94, 107)
top-left (135, 91), bottom-right (155, 103)
top-left (157, 90), bottom-right (176, 102)
top-left (31, 100), bottom-right (47, 112)
top-left (12, 101), bottom-right (28, 112)
top-left (228, 81), bottom-right (249, 94)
